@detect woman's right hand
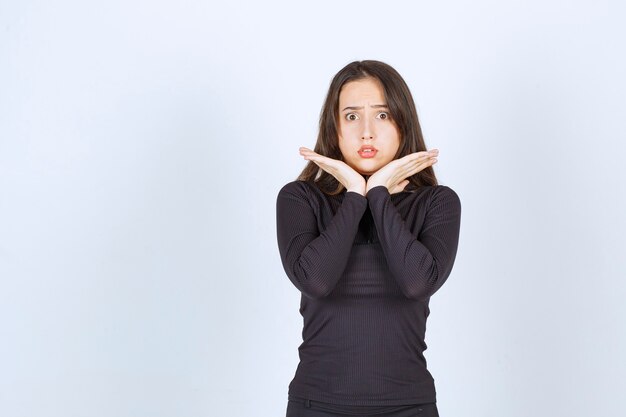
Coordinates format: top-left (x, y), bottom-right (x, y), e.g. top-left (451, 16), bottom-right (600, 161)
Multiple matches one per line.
top-left (299, 147), bottom-right (366, 196)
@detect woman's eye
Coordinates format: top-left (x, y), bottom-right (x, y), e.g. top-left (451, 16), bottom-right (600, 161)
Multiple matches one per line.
top-left (346, 113), bottom-right (358, 121)
top-left (378, 112), bottom-right (389, 120)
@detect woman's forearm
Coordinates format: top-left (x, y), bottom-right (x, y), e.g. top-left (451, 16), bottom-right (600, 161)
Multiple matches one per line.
top-left (276, 182), bottom-right (367, 299)
top-left (366, 185), bottom-right (462, 301)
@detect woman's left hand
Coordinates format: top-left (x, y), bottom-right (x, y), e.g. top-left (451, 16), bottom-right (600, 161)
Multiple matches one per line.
top-left (366, 149), bottom-right (439, 194)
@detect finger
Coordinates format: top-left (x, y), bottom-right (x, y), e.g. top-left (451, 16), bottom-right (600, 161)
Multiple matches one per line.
top-left (300, 148), bottom-right (325, 161)
top-left (407, 149), bottom-right (439, 161)
top-left (396, 152), bottom-right (433, 166)
top-left (389, 158), bottom-right (435, 183)
top-left (306, 155), bottom-right (339, 173)
top-left (410, 150), bottom-right (433, 158)
top-left (393, 156), bottom-right (434, 177)
top-left (301, 149), bottom-right (328, 161)
top-left (406, 157), bottom-right (437, 176)
top-left (380, 153), bottom-right (437, 190)
top-left (299, 147), bottom-right (318, 156)
top-left (304, 153), bottom-right (331, 165)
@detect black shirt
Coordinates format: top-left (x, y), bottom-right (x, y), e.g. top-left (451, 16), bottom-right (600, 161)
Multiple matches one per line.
top-left (276, 180), bottom-right (461, 406)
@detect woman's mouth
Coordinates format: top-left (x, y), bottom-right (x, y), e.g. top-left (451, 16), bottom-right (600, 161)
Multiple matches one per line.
top-left (358, 147), bottom-right (378, 158)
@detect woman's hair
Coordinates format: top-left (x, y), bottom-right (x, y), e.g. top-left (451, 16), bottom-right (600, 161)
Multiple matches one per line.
top-left (297, 60), bottom-right (438, 195)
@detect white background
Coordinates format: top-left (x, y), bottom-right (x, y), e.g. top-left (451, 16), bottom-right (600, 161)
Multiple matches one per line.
top-left (1, 1), bottom-right (625, 416)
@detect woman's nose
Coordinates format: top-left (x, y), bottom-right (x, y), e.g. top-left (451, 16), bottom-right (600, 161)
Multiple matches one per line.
top-left (361, 118), bottom-right (374, 140)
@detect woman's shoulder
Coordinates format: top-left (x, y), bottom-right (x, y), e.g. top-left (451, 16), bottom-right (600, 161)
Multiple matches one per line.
top-left (430, 184), bottom-right (459, 197)
top-left (401, 184), bottom-right (460, 209)
top-left (278, 179), bottom-right (314, 195)
top-left (407, 183), bottom-right (457, 195)
top-left (427, 184), bottom-right (461, 211)
top-left (277, 180), bottom-right (347, 211)
top-left (277, 179), bottom-right (322, 203)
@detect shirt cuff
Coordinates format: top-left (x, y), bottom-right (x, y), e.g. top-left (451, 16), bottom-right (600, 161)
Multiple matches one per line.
top-left (366, 185), bottom-right (390, 200)
top-left (345, 190), bottom-right (368, 206)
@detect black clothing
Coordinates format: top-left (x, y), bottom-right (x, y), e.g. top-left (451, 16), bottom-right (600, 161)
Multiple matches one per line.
top-left (276, 181), bottom-right (461, 406)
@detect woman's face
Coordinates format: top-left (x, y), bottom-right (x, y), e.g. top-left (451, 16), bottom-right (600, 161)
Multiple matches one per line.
top-left (337, 77), bottom-right (401, 176)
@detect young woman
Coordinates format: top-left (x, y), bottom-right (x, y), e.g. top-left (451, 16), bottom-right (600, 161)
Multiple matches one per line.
top-left (276, 60), bottom-right (461, 417)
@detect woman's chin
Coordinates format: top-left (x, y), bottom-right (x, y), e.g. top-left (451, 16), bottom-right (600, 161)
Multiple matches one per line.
top-left (347, 161), bottom-right (381, 176)
top-left (355, 166), bottom-right (379, 176)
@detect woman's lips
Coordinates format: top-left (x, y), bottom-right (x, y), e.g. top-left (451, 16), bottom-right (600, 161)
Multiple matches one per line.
top-left (358, 149), bottom-right (378, 158)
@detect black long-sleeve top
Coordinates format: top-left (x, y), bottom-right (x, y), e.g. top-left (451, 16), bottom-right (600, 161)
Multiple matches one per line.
top-left (276, 180), bottom-right (462, 406)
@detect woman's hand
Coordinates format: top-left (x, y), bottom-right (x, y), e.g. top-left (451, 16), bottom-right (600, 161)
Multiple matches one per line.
top-left (366, 149), bottom-right (439, 195)
top-left (299, 147), bottom-right (367, 196)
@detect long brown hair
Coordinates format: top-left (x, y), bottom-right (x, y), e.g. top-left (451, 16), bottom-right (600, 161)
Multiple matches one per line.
top-left (297, 60), bottom-right (438, 195)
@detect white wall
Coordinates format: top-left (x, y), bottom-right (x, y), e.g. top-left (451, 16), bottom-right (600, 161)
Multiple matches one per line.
top-left (1, 1), bottom-right (625, 416)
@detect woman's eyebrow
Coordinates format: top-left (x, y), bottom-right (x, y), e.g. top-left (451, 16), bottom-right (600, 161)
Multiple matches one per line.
top-left (341, 104), bottom-right (388, 111)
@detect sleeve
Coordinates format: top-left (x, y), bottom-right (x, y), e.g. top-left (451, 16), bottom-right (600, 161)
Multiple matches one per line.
top-left (276, 182), bottom-right (368, 299)
top-left (366, 185), bottom-right (461, 301)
